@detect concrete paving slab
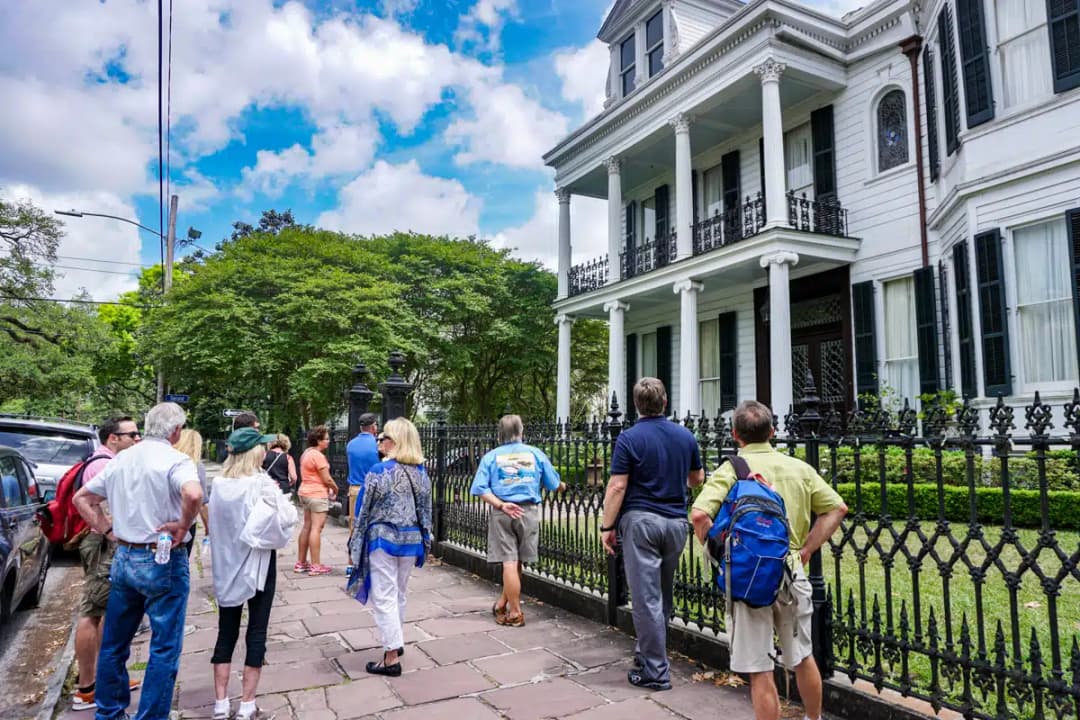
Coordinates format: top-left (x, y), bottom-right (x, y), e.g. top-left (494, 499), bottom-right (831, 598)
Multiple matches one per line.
top-left (311, 598), bottom-right (368, 615)
top-left (548, 632), bottom-right (635, 668)
top-left (563, 696), bottom-right (678, 720)
top-left (388, 663), bottom-right (497, 705)
top-left (417, 614), bottom-right (502, 638)
top-left (303, 611), bottom-right (377, 635)
top-left (280, 586), bottom-right (346, 605)
top-left (651, 679), bottom-right (755, 720)
top-left (488, 623), bottom-right (580, 652)
top-left (253, 658), bottom-right (343, 695)
top-left (472, 648), bottom-right (575, 686)
top-left (327, 677), bottom-right (403, 718)
top-left (481, 677), bottom-right (607, 720)
top-left (381, 697), bottom-right (501, 720)
top-left (418, 634), bottom-right (511, 665)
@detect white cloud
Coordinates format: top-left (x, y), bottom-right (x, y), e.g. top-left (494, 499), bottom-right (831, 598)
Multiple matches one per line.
top-left (446, 82), bottom-right (569, 169)
top-left (380, 0), bottom-right (419, 19)
top-left (455, 0), bottom-right (520, 54)
top-left (492, 189), bottom-right (608, 268)
top-left (554, 40), bottom-right (610, 120)
top-left (2, 184), bottom-right (142, 301)
top-left (317, 161), bottom-right (482, 238)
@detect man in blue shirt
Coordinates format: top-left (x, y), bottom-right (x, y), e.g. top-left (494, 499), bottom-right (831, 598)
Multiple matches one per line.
top-left (600, 377), bottom-right (704, 691)
top-left (471, 414), bottom-right (563, 627)
top-left (346, 413), bottom-right (380, 536)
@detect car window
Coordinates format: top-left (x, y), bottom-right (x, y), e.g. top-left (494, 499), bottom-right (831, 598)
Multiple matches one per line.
top-left (0, 456), bottom-right (25, 507)
top-left (16, 459), bottom-right (37, 503)
top-left (0, 428), bottom-right (93, 466)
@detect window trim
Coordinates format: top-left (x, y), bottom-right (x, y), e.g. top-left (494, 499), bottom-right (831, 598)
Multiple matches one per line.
top-left (645, 9), bottom-right (664, 78)
top-left (872, 86), bottom-right (913, 175)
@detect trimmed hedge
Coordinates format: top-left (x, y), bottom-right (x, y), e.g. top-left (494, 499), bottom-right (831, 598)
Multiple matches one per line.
top-left (835, 482), bottom-right (1080, 531)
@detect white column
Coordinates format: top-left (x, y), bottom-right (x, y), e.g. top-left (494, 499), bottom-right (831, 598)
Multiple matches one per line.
top-left (760, 251), bottom-right (800, 418)
top-left (671, 113), bottom-right (694, 260)
top-left (674, 279), bottom-right (704, 416)
top-left (607, 158), bottom-right (622, 284)
top-left (604, 300), bottom-right (629, 410)
top-left (754, 59), bottom-right (788, 228)
top-left (556, 188), bottom-right (572, 299)
top-left (555, 314), bottom-right (574, 422)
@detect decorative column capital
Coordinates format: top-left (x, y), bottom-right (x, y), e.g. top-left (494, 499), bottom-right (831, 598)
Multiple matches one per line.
top-left (669, 113), bottom-right (693, 134)
top-left (603, 300), bottom-right (630, 314)
top-left (754, 59), bottom-right (787, 84)
top-left (554, 313), bottom-right (576, 326)
top-left (555, 187), bottom-right (571, 204)
top-left (606, 157), bottom-right (622, 175)
top-left (672, 279), bottom-right (704, 295)
top-left (759, 250), bottom-right (800, 269)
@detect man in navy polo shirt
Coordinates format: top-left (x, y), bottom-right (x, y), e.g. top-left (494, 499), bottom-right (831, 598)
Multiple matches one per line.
top-left (346, 413), bottom-right (380, 536)
top-left (600, 377), bottom-right (704, 690)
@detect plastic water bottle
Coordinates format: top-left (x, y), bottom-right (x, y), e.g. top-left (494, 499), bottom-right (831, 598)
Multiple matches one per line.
top-left (345, 566), bottom-right (353, 578)
top-left (201, 537), bottom-right (211, 561)
top-left (155, 531), bottom-right (172, 564)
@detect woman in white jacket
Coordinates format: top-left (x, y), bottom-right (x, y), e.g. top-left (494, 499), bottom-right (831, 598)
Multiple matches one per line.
top-left (209, 427), bottom-right (298, 720)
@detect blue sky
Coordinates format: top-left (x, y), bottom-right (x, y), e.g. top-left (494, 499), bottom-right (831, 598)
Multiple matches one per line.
top-left (0, 0), bottom-right (861, 299)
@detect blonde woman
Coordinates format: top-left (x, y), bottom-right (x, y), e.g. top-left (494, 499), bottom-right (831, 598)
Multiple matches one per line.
top-left (209, 427), bottom-right (298, 720)
top-left (346, 418), bottom-right (432, 677)
top-left (262, 434), bottom-right (297, 495)
top-left (175, 428), bottom-right (208, 557)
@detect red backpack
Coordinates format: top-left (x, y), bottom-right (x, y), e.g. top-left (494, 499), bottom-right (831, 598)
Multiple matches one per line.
top-left (40, 452), bottom-right (110, 547)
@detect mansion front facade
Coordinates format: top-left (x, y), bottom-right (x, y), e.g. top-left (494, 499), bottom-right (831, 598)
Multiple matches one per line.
top-left (546, 0), bottom-right (1080, 426)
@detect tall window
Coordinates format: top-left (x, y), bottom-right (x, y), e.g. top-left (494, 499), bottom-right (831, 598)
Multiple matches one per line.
top-left (646, 10), bottom-right (664, 77)
top-left (620, 34), bottom-right (636, 96)
top-left (996, 0), bottom-right (1053, 108)
top-left (700, 319), bottom-right (721, 414)
top-left (641, 332), bottom-right (658, 378)
top-left (1012, 219), bottom-right (1078, 386)
top-left (642, 197), bottom-right (656, 243)
top-left (883, 277), bottom-right (919, 402)
top-left (877, 89), bottom-right (909, 172)
top-left (785, 124), bottom-right (813, 196)
top-left (703, 166), bottom-right (723, 217)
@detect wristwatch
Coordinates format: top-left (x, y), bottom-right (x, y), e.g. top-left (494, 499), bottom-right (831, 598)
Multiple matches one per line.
top-left (600, 524), bottom-right (616, 532)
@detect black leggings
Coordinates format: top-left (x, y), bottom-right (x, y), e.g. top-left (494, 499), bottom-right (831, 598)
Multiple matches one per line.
top-left (211, 551), bottom-right (277, 668)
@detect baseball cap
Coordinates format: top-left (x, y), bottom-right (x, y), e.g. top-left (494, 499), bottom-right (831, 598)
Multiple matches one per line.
top-left (227, 427), bottom-right (277, 454)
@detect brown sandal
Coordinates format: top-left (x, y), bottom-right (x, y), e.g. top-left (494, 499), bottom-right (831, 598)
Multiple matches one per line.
top-left (498, 611), bottom-right (525, 627)
top-left (492, 603), bottom-right (507, 623)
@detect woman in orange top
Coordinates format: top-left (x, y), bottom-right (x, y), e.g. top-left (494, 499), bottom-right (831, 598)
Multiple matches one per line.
top-left (295, 426), bottom-right (337, 575)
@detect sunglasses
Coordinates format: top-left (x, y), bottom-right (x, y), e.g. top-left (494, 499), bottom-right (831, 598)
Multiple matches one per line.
top-left (115, 431), bottom-right (142, 439)
top-left (377, 435), bottom-right (392, 443)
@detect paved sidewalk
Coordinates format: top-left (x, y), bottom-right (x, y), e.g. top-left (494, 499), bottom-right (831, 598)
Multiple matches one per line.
top-left (59, 520), bottom-right (759, 720)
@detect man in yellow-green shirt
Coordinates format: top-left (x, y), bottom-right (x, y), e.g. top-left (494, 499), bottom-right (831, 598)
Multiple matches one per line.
top-left (690, 400), bottom-right (847, 720)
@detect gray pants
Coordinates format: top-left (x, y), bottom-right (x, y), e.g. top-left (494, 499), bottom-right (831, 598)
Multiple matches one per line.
top-left (618, 510), bottom-right (688, 684)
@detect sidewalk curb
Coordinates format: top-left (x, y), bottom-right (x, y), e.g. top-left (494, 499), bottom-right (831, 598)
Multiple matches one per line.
top-left (36, 615), bottom-right (77, 720)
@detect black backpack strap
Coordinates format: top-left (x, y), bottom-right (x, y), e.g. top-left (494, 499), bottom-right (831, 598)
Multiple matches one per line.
top-left (720, 455), bottom-right (752, 480)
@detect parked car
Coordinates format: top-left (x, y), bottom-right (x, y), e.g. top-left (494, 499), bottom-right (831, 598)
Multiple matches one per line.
top-left (0, 446), bottom-right (50, 624)
top-left (0, 416), bottom-right (99, 501)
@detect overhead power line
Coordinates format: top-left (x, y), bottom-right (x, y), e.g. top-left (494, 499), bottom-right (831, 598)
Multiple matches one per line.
top-left (0, 295), bottom-right (153, 308)
top-left (55, 254), bottom-right (147, 267)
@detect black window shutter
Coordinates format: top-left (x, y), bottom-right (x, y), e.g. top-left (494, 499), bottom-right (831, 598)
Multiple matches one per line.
top-left (718, 312), bottom-right (738, 412)
top-left (758, 137), bottom-right (766, 200)
top-left (721, 151), bottom-right (741, 210)
top-left (939, 6), bottom-right (962, 155)
top-left (956, 0), bottom-right (994, 127)
top-left (938, 260), bottom-right (954, 390)
top-left (811, 105), bottom-right (837, 201)
top-left (974, 229), bottom-right (1012, 397)
top-left (692, 170), bottom-right (700, 222)
top-left (654, 185), bottom-right (670, 238)
top-left (1048, 0), bottom-right (1080, 93)
top-left (1067, 209), bottom-right (1080, 372)
top-left (852, 281), bottom-right (878, 397)
top-left (656, 325), bottom-right (672, 415)
top-left (953, 241), bottom-right (978, 397)
top-left (626, 333), bottom-right (638, 421)
top-left (625, 201), bottom-right (636, 248)
top-left (913, 267), bottom-right (941, 395)
top-left (924, 45), bottom-right (940, 182)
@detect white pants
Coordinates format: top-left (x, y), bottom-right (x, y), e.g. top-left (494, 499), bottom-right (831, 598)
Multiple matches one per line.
top-left (368, 549), bottom-right (413, 650)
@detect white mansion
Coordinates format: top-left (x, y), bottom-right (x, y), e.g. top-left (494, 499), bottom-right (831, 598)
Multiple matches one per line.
top-left (546, 0), bottom-right (1080, 424)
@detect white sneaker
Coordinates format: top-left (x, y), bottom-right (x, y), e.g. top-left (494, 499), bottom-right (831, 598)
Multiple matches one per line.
top-left (184, 624), bottom-right (197, 637)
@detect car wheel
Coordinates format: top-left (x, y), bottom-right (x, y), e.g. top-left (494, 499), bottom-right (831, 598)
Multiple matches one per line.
top-left (18, 553), bottom-right (49, 610)
top-left (0, 575), bottom-right (13, 625)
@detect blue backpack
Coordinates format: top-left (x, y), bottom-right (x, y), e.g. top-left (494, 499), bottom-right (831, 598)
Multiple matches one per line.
top-left (706, 456), bottom-right (791, 609)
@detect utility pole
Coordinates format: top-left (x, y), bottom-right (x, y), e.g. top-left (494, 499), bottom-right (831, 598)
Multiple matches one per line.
top-left (156, 194), bottom-right (178, 403)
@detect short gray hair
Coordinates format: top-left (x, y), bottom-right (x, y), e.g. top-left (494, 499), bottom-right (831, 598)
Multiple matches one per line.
top-left (144, 402), bottom-right (187, 439)
top-left (497, 414), bottom-right (524, 445)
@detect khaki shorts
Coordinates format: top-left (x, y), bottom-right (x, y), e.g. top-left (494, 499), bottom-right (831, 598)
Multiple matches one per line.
top-left (726, 565), bottom-right (814, 674)
top-left (300, 495), bottom-right (331, 513)
top-left (78, 534), bottom-right (115, 618)
top-left (487, 503), bottom-right (539, 563)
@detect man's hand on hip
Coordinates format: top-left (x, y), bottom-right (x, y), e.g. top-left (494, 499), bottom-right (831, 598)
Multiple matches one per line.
top-left (500, 502), bottom-right (525, 519)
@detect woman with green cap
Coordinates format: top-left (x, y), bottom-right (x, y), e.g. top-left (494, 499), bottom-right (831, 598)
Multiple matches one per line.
top-left (208, 427), bottom-right (298, 720)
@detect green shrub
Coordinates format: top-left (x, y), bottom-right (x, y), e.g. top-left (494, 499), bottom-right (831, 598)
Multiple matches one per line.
top-left (833, 482), bottom-right (1080, 530)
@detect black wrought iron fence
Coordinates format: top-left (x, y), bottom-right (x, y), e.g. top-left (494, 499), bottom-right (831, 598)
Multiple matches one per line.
top-left (418, 380), bottom-right (1080, 720)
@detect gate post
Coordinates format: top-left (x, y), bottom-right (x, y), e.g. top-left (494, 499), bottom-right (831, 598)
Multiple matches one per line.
top-left (433, 411), bottom-right (449, 551)
top-left (605, 392), bottom-right (627, 627)
top-left (346, 361), bottom-right (374, 440)
top-left (379, 350), bottom-right (414, 424)
top-left (796, 368), bottom-right (832, 677)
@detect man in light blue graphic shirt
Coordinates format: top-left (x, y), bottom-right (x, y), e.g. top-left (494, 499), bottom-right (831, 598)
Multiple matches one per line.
top-left (471, 414), bottom-right (563, 627)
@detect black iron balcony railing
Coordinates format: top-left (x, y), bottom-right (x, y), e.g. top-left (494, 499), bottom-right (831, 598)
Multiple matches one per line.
top-left (567, 255), bottom-right (608, 297)
top-left (692, 193), bottom-right (766, 256)
top-left (787, 191), bottom-right (848, 238)
top-left (620, 230), bottom-right (677, 280)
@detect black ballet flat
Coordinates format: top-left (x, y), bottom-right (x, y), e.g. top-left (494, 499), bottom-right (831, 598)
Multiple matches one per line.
top-left (366, 659), bottom-right (402, 677)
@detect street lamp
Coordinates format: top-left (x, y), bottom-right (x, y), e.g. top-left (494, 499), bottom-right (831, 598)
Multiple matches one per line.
top-left (54, 209), bottom-right (201, 244)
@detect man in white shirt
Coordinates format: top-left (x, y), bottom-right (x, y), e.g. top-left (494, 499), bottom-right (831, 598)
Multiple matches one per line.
top-left (74, 402), bottom-right (203, 720)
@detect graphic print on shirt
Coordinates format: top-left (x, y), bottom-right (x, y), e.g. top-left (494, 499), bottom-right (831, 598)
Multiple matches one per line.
top-left (495, 452), bottom-right (538, 489)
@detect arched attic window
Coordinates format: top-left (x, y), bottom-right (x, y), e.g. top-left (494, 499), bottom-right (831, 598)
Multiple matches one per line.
top-left (877, 89), bottom-right (909, 173)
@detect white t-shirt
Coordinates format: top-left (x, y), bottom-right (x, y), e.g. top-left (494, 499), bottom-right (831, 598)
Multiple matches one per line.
top-left (83, 437), bottom-right (200, 544)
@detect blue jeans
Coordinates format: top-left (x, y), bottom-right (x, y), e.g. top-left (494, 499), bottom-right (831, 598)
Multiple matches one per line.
top-left (95, 546), bottom-right (190, 720)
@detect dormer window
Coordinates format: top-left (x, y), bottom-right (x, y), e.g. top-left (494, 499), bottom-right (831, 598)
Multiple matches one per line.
top-left (646, 10), bottom-right (664, 77)
top-left (620, 34), bottom-right (636, 96)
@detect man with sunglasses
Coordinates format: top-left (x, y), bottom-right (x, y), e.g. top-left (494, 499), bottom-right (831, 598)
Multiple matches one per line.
top-left (71, 416), bottom-right (142, 711)
top-left (346, 413), bottom-right (380, 536)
